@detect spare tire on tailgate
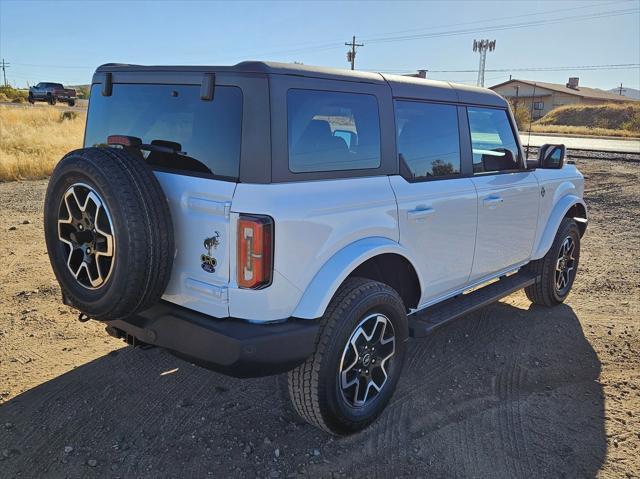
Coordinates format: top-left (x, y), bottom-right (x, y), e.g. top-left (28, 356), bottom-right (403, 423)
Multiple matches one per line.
top-left (44, 147), bottom-right (174, 321)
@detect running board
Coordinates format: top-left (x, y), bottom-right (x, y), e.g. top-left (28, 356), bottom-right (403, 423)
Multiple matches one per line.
top-left (408, 271), bottom-right (538, 338)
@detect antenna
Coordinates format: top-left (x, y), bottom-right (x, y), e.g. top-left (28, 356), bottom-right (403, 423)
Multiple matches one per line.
top-left (526, 82), bottom-right (537, 159)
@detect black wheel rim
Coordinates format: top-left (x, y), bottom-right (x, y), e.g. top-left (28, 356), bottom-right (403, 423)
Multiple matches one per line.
top-left (57, 183), bottom-right (115, 289)
top-left (338, 313), bottom-right (396, 408)
top-left (555, 236), bottom-right (576, 295)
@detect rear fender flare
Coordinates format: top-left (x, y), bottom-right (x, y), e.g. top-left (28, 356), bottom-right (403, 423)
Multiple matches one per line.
top-left (291, 237), bottom-right (422, 319)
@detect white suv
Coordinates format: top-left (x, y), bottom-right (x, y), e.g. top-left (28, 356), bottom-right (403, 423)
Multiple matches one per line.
top-left (44, 62), bottom-right (587, 435)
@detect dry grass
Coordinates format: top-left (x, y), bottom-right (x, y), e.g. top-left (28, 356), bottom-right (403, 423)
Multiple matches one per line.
top-left (535, 102), bottom-right (640, 137)
top-left (0, 105), bottom-right (85, 182)
top-left (528, 123), bottom-right (639, 138)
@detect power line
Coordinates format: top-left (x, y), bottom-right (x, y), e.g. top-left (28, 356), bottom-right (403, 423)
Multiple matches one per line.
top-left (220, 0), bottom-right (631, 60)
top-left (359, 0), bottom-right (628, 41)
top-left (363, 8), bottom-right (638, 44)
top-left (369, 63), bottom-right (640, 74)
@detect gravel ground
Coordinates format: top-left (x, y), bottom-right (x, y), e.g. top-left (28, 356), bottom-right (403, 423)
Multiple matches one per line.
top-left (0, 158), bottom-right (638, 478)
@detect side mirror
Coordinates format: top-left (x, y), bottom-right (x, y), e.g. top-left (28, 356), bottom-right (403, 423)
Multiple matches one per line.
top-left (538, 144), bottom-right (565, 169)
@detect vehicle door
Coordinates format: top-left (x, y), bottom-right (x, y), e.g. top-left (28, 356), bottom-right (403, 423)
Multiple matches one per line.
top-left (466, 106), bottom-right (539, 282)
top-left (390, 101), bottom-right (477, 307)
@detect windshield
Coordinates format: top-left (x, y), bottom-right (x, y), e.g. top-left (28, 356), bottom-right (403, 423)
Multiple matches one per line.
top-left (84, 83), bottom-right (243, 180)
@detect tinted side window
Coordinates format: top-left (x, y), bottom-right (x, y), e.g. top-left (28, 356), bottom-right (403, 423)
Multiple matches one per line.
top-left (85, 84), bottom-right (243, 180)
top-left (468, 107), bottom-right (520, 174)
top-left (287, 89), bottom-right (381, 173)
top-left (395, 101), bottom-right (460, 180)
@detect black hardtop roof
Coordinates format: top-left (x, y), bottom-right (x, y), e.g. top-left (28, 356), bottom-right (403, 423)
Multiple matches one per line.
top-left (95, 61), bottom-right (506, 107)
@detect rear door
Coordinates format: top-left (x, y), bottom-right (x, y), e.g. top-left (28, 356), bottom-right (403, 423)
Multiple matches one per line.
top-left (390, 100), bottom-right (477, 306)
top-left (465, 106), bottom-right (539, 281)
top-left (84, 79), bottom-right (245, 317)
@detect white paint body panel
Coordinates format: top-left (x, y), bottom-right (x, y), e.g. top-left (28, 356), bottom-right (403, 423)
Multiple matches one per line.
top-left (156, 165), bottom-right (584, 324)
top-left (389, 176), bottom-right (477, 307)
top-left (230, 177), bottom-right (399, 321)
top-left (470, 171), bottom-right (540, 281)
top-left (155, 172), bottom-right (235, 318)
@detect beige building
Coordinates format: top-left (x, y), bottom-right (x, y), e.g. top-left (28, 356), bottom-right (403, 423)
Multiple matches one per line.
top-left (490, 77), bottom-right (634, 120)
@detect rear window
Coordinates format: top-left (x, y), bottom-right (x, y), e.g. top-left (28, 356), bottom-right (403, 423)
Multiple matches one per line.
top-left (287, 89), bottom-right (381, 173)
top-left (84, 84), bottom-right (242, 180)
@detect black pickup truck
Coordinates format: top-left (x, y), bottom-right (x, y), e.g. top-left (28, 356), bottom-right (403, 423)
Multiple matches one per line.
top-left (28, 82), bottom-right (77, 106)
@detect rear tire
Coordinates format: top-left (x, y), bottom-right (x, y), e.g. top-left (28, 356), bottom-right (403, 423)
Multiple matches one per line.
top-left (44, 147), bottom-right (174, 320)
top-left (67, 99), bottom-right (76, 107)
top-left (525, 217), bottom-right (580, 306)
top-left (288, 277), bottom-right (408, 435)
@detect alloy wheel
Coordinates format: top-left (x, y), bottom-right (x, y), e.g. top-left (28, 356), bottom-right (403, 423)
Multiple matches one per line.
top-left (338, 313), bottom-right (396, 408)
top-left (57, 183), bottom-right (115, 289)
top-left (555, 236), bottom-right (576, 294)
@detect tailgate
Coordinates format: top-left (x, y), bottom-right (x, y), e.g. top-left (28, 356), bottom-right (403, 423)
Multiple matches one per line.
top-left (155, 172), bottom-right (235, 318)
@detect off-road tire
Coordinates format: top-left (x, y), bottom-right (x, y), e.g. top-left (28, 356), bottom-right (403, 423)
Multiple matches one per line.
top-left (44, 147), bottom-right (174, 320)
top-left (47, 94), bottom-right (56, 105)
top-left (288, 277), bottom-right (408, 435)
top-left (525, 217), bottom-right (580, 306)
top-left (67, 99), bottom-right (76, 107)
top-left (28, 93), bottom-right (35, 104)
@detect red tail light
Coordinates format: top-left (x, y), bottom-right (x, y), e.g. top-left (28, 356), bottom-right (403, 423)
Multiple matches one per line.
top-left (237, 215), bottom-right (273, 289)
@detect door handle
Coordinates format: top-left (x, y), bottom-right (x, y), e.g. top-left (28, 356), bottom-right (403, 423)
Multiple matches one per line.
top-left (483, 195), bottom-right (504, 209)
top-left (408, 207), bottom-right (435, 221)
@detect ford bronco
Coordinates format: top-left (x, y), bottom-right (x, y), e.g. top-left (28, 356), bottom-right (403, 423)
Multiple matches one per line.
top-left (44, 62), bottom-right (587, 435)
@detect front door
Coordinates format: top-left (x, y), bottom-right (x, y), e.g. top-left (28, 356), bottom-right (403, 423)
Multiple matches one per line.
top-left (466, 106), bottom-right (539, 281)
top-left (391, 101), bottom-right (477, 307)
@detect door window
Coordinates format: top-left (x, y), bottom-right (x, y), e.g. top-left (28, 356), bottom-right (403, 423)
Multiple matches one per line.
top-left (467, 107), bottom-right (521, 174)
top-left (395, 101), bottom-right (461, 180)
top-left (287, 89), bottom-right (381, 173)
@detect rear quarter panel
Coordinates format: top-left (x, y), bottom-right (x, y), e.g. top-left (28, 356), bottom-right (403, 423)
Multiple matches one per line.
top-left (229, 177), bottom-right (399, 321)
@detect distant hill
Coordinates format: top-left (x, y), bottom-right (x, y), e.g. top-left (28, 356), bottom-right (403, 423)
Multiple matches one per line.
top-left (608, 87), bottom-right (640, 100)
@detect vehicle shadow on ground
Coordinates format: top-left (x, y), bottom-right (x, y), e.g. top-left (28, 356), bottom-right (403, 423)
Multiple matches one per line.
top-left (0, 301), bottom-right (605, 479)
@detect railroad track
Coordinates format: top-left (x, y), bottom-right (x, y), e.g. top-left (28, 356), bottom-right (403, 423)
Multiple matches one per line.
top-left (527, 146), bottom-right (640, 163)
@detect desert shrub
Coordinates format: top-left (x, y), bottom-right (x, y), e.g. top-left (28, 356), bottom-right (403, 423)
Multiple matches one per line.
top-left (0, 86), bottom-right (28, 102)
top-left (0, 92), bottom-right (9, 102)
top-left (60, 111), bottom-right (78, 121)
top-left (75, 85), bottom-right (90, 99)
top-left (508, 99), bottom-right (530, 130)
top-left (11, 96), bottom-right (26, 104)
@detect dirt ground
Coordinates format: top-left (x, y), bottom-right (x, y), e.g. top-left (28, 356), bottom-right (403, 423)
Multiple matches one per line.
top-left (1, 159), bottom-right (638, 478)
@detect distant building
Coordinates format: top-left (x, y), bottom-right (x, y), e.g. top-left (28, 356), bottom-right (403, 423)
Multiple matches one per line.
top-left (490, 77), bottom-right (636, 119)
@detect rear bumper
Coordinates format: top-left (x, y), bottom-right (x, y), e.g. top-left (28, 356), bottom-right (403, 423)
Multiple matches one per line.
top-left (104, 302), bottom-right (320, 378)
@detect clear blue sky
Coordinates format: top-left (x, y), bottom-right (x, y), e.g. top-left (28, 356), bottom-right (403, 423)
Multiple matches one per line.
top-left (1, 0), bottom-right (638, 91)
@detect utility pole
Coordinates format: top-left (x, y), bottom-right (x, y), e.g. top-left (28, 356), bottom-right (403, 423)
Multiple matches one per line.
top-left (345, 36), bottom-right (364, 70)
top-left (618, 83), bottom-right (626, 96)
top-left (472, 39), bottom-right (496, 87)
top-left (1, 59), bottom-right (9, 87)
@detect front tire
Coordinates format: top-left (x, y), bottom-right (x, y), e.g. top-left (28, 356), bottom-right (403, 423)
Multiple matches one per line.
top-left (288, 278), bottom-right (408, 435)
top-left (525, 217), bottom-right (581, 306)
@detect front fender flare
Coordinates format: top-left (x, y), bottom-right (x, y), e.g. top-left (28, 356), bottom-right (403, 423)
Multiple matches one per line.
top-left (532, 195), bottom-right (587, 260)
top-left (291, 237), bottom-right (421, 320)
